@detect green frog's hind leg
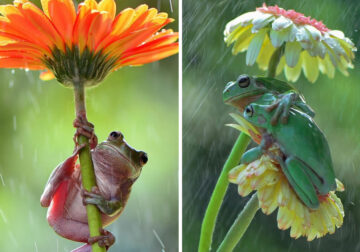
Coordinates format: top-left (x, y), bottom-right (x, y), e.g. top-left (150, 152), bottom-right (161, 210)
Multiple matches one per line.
top-left (278, 156), bottom-right (320, 209)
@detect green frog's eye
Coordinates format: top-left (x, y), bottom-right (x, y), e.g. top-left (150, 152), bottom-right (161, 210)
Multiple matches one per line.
top-left (109, 131), bottom-right (124, 141)
top-left (237, 75), bottom-right (250, 88)
top-left (245, 105), bottom-right (254, 117)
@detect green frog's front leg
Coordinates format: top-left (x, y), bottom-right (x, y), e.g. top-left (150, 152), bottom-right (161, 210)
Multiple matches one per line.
top-left (241, 133), bottom-right (273, 164)
top-left (266, 92), bottom-right (315, 125)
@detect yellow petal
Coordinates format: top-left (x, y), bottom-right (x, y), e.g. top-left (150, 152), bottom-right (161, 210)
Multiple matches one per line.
top-left (98, 0), bottom-right (116, 20)
top-left (301, 51), bottom-right (319, 83)
top-left (284, 56), bottom-right (302, 82)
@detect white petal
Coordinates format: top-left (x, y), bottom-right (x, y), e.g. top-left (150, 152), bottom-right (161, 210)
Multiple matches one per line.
top-left (328, 30), bottom-right (345, 39)
top-left (308, 41), bottom-right (326, 58)
top-left (304, 25), bottom-right (321, 41)
top-left (302, 51), bottom-right (319, 83)
top-left (270, 27), bottom-right (291, 48)
top-left (285, 41), bottom-right (302, 67)
top-left (246, 28), bottom-right (267, 66)
top-left (272, 16), bottom-right (293, 31)
top-left (296, 26), bottom-right (311, 43)
top-left (224, 11), bottom-right (258, 35)
top-left (252, 13), bottom-right (274, 32)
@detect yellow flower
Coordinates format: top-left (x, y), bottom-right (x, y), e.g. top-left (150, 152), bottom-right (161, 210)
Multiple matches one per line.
top-left (224, 4), bottom-right (356, 83)
top-left (0, 0), bottom-right (178, 86)
top-left (229, 152), bottom-right (344, 241)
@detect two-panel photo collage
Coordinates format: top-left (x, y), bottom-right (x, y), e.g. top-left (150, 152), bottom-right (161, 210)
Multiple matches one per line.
top-left (0, 0), bottom-right (359, 251)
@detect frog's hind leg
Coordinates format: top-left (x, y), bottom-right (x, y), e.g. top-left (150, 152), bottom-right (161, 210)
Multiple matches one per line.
top-left (278, 156), bottom-right (320, 209)
top-left (47, 180), bottom-right (90, 243)
top-left (40, 144), bottom-right (85, 207)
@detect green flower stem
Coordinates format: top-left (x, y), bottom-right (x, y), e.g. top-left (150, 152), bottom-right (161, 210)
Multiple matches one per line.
top-left (267, 45), bottom-right (284, 78)
top-left (199, 133), bottom-right (251, 252)
top-left (74, 83), bottom-right (106, 252)
top-left (217, 193), bottom-right (259, 252)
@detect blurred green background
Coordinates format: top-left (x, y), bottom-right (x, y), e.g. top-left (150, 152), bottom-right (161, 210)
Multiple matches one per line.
top-left (0, 0), bottom-right (178, 251)
top-left (183, 0), bottom-right (360, 251)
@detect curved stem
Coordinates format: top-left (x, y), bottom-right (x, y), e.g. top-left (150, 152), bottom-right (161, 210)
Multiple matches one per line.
top-left (199, 133), bottom-right (251, 252)
top-left (267, 46), bottom-right (284, 78)
top-left (73, 84), bottom-right (106, 252)
top-left (217, 193), bottom-right (259, 252)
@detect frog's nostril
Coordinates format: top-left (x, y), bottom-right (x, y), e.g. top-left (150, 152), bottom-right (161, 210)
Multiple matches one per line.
top-left (110, 131), bottom-right (120, 138)
top-left (140, 152), bottom-right (148, 165)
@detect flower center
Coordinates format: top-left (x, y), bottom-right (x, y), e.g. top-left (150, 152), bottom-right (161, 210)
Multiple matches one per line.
top-left (257, 4), bottom-right (329, 33)
top-left (42, 46), bottom-right (117, 87)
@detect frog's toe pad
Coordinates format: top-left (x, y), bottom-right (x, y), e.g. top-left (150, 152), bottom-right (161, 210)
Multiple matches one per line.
top-left (88, 229), bottom-right (115, 249)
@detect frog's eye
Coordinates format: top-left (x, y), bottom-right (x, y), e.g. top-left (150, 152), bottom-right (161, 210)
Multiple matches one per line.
top-left (245, 105), bottom-right (254, 117)
top-left (237, 76), bottom-right (250, 88)
top-left (109, 131), bottom-right (123, 141)
top-left (140, 152), bottom-right (148, 166)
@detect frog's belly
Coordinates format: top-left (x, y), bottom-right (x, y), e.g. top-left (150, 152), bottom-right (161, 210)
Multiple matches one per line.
top-left (64, 179), bottom-right (88, 224)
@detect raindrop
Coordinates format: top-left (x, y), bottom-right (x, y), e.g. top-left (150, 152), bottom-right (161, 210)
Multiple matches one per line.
top-left (13, 115), bottom-right (16, 131)
top-left (153, 229), bottom-right (166, 251)
top-left (0, 173), bottom-right (4, 186)
top-left (25, 68), bottom-right (29, 72)
top-left (34, 241), bottom-right (38, 252)
top-left (169, 0), bottom-right (173, 12)
top-left (0, 208), bottom-right (8, 224)
top-left (9, 80), bottom-right (14, 88)
top-left (11, 69), bottom-right (15, 74)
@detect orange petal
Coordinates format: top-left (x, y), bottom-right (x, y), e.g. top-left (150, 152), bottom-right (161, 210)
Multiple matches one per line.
top-left (0, 11), bottom-right (53, 52)
top-left (0, 57), bottom-right (43, 69)
top-left (87, 13), bottom-right (112, 51)
top-left (20, 2), bottom-right (64, 51)
top-left (39, 70), bottom-right (55, 80)
top-left (119, 42), bottom-right (178, 66)
top-left (122, 33), bottom-right (178, 58)
top-left (47, 0), bottom-right (76, 46)
top-left (98, 0), bottom-right (116, 20)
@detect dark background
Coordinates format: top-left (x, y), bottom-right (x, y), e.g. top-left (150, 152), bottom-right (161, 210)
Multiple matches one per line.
top-left (183, 0), bottom-right (360, 251)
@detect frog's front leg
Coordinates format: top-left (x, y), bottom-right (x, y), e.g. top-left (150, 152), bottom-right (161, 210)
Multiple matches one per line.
top-left (40, 144), bottom-right (85, 207)
top-left (82, 186), bottom-right (124, 216)
top-left (241, 133), bottom-right (273, 164)
top-left (266, 92), bottom-right (315, 125)
top-left (73, 114), bottom-right (98, 149)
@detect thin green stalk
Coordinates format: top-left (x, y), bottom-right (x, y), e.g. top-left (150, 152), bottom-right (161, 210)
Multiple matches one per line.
top-left (199, 133), bottom-right (251, 252)
top-left (74, 83), bottom-right (106, 252)
top-left (217, 194), bottom-right (259, 252)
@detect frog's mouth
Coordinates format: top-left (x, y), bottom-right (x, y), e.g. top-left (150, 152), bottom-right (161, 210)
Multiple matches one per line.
top-left (100, 142), bottom-right (140, 176)
top-left (225, 93), bottom-right (263, 111)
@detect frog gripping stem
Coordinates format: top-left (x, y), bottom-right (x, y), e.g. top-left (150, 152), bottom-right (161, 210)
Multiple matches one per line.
top-left (73, 83), bottom-right (106, 252)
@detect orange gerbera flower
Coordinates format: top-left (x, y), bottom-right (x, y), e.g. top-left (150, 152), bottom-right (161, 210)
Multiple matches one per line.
top-left (0, 0), bottom-right (178, 86)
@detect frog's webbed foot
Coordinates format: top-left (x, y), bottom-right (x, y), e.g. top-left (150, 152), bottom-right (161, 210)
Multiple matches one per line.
top-left (82, 186), bottom-right (122, 216)
top-left (73, 115), bottom-right (98, 149)
top-left (266, 93), bottom-right (295, 125)
top-left (88, 228), bottom-right (115, 250)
